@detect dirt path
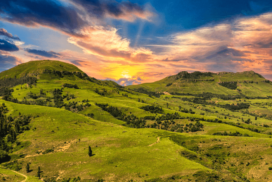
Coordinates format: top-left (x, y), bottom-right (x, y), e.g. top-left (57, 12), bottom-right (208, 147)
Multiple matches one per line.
top-left (149, 137), bottom-right (160, 147)
top-left (163, 92), bottom-right (171, 95)
top-left (11, 170), bottom-right (28, 182)
top-left (24, 139), bottom-right (78, 159)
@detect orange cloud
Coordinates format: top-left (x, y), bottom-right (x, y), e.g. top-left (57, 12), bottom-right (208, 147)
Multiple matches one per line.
top-left (15, 11), bottom-right (272, 84)
top-left (68, 26), bottom-right (153, 62)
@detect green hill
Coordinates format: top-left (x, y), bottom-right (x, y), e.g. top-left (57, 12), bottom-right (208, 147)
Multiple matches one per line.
top-left (127, 71), bottom-right (272, 97)
top-left (0, 60), bottom-right (122, 89)
top-left (0, 60), bottom-right (83, 79)
top-left (1, 60), bottom-right (272, 181)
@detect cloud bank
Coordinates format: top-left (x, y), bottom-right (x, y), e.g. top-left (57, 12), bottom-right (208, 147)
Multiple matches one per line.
top-left (2, 0), bottom-right (272, 84)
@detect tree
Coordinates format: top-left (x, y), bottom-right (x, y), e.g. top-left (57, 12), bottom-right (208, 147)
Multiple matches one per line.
top-left (37, 166), bottom-right (41, 179)
top-left (88, 146), bottom-right (93, 157)
top-left (0, 150), bottom-right (9, 163)
top-left (167, 103), bottom-right (169, 108)
top-left (255, 116), bottom-right (257, 120)
top-left (26, 163), bottom-right (30, 173)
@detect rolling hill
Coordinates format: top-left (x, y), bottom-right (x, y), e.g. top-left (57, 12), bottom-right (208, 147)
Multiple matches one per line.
top-left (127, 71), bottom-right (272, 97)
top-left (1, 60), bottom-right (272, 181)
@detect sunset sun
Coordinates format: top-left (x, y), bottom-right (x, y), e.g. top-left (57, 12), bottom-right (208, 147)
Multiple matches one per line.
top-left (121, 71), bottom-right (131, 78)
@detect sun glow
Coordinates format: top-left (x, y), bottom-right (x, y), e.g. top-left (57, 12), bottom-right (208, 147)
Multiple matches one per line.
top-left (121, 71), bottom-right (131, 78)
top-left (101, 64), bottom-right (145, 80)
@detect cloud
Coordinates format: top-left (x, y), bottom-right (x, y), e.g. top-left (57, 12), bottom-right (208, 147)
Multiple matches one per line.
top-left (145, 12), bottom-right (272, 79)
top-left (0, 51), bottom-right (21, 71)
top-left (25, 49), bottom-right (60, 58)
top-left (0, 39), bottom-right (19, 52)
top-left (107, 77), bottom-right (142, 86)
top-left (0, 0), bottom-right (155, 83)
top-left (4, 1), bottom-right (272, 84)
top-left (0, 0), bottom-right (153, 38)
top-left (68, 26), bottom-right (153, 63)
top-left (0, 28), bottom-right (20, 40)
top-left (117, 78), bottom-right (141, 86)
top-left (71, 0), bottom-right (153, 22)
top-left (70, 60), bottom-right (84, 66)
top-left (0, 0), bottom-right (86, 37)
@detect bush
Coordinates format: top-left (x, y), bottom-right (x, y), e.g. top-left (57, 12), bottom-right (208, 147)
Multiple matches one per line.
top-left (0, 150), bottom-right (10, 163)
top-left (42, 148), bottom-right (54, 154)
top-left (63, 83), bottom-right (79, 89)
top-left (219, 82), bottom-right (237, 89)
top-left (180, 150), bottom-right (197, 160)
top-left (140, 105), bottom-right (163, 114)
top-left (144, 116), bottom-right (156, 120)
top-left (3, 160), bottom-right (22, 171)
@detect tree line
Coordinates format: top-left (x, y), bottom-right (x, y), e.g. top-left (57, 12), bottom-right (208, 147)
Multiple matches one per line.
top-left (3, 87), bottom-right (90, 113)
top-left (140, 105), bottom-right (164, 114)
top-left (0, 76), bottom-right (37, 96)
top-left (0, 103), bottom-right (32, 163)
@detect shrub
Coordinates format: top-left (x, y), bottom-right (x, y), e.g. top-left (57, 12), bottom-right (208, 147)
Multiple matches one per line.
top-left (140, 105), bottom-right (163, 114)
top-left (0, 150), bottom-right (10, 163)
top-left (63, 83), bottom-right (79, 89)
top-left (42, 148), bottom-right (54, 154)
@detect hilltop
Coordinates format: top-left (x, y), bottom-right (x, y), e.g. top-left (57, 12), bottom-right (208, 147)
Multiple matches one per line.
top-left (127, 70), bottom-right (272, 97)
top-left (0, 60), bottom-right (121, 90)
top-left (1, 60), bottom-right (272, 181)
top-left (0, 60), bottom-right (83, 79)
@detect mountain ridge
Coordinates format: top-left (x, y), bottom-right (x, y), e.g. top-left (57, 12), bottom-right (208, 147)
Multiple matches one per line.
top-left (1, 60), bottom-right (271, 97)
top-left (127, 69), bottom-right (271, 97)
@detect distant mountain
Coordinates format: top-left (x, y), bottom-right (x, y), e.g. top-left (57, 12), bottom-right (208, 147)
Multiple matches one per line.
top-left (127, 71), bottom-right (272, 97)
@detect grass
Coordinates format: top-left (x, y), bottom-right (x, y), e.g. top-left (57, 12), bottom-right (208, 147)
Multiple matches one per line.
top-left (0, 60), bottom-right (83, 79)
top-left (1, 60), bottom-right (272, 181)
top-left (0, 166), bottom-right (25, 182)
top-left (127, 70), bottom-right (272, 97)
top-left (0, 101), bottom-right (210, 181)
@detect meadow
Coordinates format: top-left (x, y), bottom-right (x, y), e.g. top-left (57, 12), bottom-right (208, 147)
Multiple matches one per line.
top-left (1, 60), bottom-right (272, 181)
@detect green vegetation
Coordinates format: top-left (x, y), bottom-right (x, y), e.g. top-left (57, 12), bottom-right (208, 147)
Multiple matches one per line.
top-left (127, 70), bottom-right (272, 97)
top-left (0, 60), bottom-right (272, 181)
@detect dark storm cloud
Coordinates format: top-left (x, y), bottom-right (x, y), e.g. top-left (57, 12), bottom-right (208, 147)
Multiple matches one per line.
top-left (0, 39), bottom-right (19, 52)
top-left (0, 0), bottom-right (86, 36)
top-left (25, 49), bottom-right (60, 58)
top-left (0, 28), bottom-right (20, 40)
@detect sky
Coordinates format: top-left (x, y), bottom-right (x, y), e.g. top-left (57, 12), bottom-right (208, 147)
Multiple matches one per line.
top-left (1, 0), bottom-right (272, 85)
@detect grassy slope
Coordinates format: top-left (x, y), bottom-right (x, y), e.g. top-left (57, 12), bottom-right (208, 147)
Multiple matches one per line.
top-left (127, 71), bottom-right (272, 96)
top-left (0, 60), bottom-right (83, 79)
top-left (1, 60), bottom-right (272, 181)
top-left (0, 165), bottom-right (25, 182)
top-left (0, 100), bottom-right (210, 181)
